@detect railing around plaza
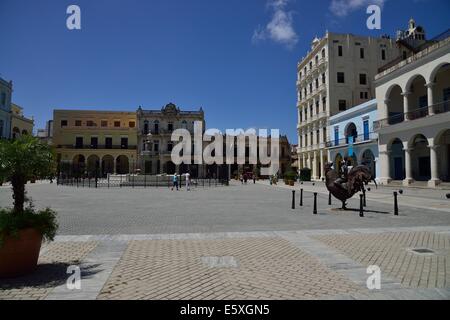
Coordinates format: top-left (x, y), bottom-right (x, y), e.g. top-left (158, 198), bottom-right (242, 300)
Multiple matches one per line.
top-left (57, 174), bottom-right (229, 189)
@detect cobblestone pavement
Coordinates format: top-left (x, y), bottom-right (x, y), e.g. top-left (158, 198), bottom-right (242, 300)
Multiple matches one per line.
top-left (0, 242), bottom-right (98, 300)
top-left (1, 182), bottom-right (449, 235)
top-left (314, 231), bottom-right (450, 289)
top-left (97, 237), bottom-right (359, 300)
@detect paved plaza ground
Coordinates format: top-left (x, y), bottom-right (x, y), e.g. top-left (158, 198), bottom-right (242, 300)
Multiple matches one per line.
top-left (0, 181), bottom-right (449, 300)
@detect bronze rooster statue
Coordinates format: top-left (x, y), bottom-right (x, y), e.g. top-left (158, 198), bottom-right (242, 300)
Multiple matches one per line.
top-left (325, 162), bottom-right (376, 210)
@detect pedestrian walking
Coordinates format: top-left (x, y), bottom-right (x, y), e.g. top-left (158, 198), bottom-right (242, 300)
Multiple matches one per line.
top-left (171, 174), bottom-right (179, 191)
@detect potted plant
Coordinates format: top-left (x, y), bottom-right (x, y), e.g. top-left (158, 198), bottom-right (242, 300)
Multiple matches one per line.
top-left (0, 136), bottom-right (58, 278)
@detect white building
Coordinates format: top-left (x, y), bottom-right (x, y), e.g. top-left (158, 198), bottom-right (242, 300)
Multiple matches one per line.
top-left (375, 31), bottom-right (450, 187)
top-left (296, 32), bottom-right (401, 180)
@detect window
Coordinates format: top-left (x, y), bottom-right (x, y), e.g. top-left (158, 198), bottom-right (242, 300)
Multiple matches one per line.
top-left (322, 73), bottom-right (326, 84)
top-left (337, 72), bottom-right (345, 83)
top-left (309, 61), bottom-right (313, 70)
top-left (75, 137), bottom-right (83, 149)
top-left (1, 92), bottom-right (6, 106)
top-left (299, 72), bottom-right (302, 79)
top-left (154, 121), bottom-right (159, 134)
top-left (315, 78), bottom-right (319, 89)
top-left (167, 142), bottom-right (173, 152)
top-left (309, 83), bottom-right (313, 93)
top-left (315, 100), bottom-right (319, 114)
top-left (129, 121), bottom-right (135, 128)
top-left (61, 120), bottom-right (68, 127)
top-left (334, 127), bottom-right (339, 146)
top-left (338, 45), bottom-right (343, 56)
top-left (359, 74), bottom-right (367, 85)
top-left (360, 48), bottom-right (365, 59)
top-left (316, 130), bottom-right (320, 145)
top-left (114, 121), bottom-right (121, 127)
top-left (322, 97), bottom-right (327, 112)
top-left (154, 141), bottom-right (159, 152)
top-left (121, 137), bottom-right (128, 149)
top-left (90, 137), bottom-right (98, 149)
top-left (402, 51), bottom-right (407, 60)
top-left (310, 105), bottom-right (313, 116)
top-left (105, 137), bottom-right (112, 149)
top-left (360, 92), bottom-right (369, 99)
top-left (363, 120), bottom-right (369, 141)
top-left (75, 120), bottom-right (82, 127)
top-left (86, 120), bottom-right (95, 127)
top-left (315, 55), bottom-right (319, 64)
top-left (323, 128), bottom-right (327, 143)
top-left (321, 48), bottom-right (325, 58)
top-left (101, 120), bottom-right (108, 127)
top-left (305, 108), bottom-right (307, 120)
top-left (381, 49), bottom-right (386, 60)
top-left (339, 100), bottom-right (347, 111)
top-left (168, 123), bottom-right (174, 132)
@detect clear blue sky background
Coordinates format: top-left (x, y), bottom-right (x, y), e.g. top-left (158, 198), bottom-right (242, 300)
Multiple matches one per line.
top-left (0, 0), bottom-right (449, 142)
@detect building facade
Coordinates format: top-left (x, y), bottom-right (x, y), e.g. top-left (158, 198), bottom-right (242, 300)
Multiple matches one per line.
top-left (0, 77), bottom-right (12, 139)
top-left (296, 32), bottom-right (401, 181)
top-left (53, 110), bottom-right (138, 177)
top-left (10, 103), bottom-right (34, 138)
top-left (137, 103), bottom-right (205, 176)
top-left (374, 32), bottom-right (450, 187)
top-left (327, 99), bottom-right (379, 179)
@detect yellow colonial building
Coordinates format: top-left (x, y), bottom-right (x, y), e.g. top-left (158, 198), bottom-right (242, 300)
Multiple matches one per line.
top-left (11, 103), bottom-right (34, 138)
top-left (53, 110), bottom-right (138, 176)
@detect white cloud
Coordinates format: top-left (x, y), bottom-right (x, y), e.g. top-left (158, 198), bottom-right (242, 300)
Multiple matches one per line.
top-left (252, 0), bottom-right (298, 49)
top-left (329, 0), bottom-right (386, 17)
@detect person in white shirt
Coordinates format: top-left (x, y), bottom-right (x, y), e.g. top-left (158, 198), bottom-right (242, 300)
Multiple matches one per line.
top-left (185, 172), bottom-right (191, 191)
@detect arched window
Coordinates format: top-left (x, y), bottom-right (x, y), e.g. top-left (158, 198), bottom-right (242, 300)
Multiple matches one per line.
top-left (143, 120), bottom-right (149, 134)
top-left (154, 120), bottom-right (159, 134)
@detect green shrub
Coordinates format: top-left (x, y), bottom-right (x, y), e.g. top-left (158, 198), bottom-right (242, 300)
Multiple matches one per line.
top-left (0, 205), bottom-right (58, 246)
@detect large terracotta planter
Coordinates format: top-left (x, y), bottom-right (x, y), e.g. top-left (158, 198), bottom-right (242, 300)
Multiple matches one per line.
top-left (0, 228), bottom-right (43, 278)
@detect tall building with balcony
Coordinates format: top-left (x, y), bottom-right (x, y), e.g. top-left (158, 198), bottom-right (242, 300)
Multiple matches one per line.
top-left (53, 110), bottom-right (138, 176)
top-left (0, 77), bottom-right (13, 139)
top-left (137, 103), bottom-right (205, 176)
top-left (296, 32), bottom-right (400, 180)
top-left (375, 30), bottom-right (450, 188)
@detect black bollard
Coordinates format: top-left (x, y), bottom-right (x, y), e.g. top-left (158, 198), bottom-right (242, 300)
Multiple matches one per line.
top-left (359, 194), bottom-right (364, 217)
top-left (292, 190), bottom-right (296, 210)
top-left (394, 191), bottom-right (399, 216)
top-left (363, 189), bottom-right (367, 207)
top-left (328, 192), bottom-right (332, 206)
top-left (300, 189), bottom-right (303, 207)
top-left (313, 192), bottom-right (318, 215)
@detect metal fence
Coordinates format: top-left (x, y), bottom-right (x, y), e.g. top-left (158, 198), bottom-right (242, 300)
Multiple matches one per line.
top-left (57, 174), bottom-right (229, 189)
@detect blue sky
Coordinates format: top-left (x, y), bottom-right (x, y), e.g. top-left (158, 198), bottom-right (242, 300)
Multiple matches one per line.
top-left (0, 0), bottom-right (449, 142)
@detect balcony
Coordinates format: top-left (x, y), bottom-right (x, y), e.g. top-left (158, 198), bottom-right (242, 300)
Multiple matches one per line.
top-left (327, 133), bottom-right (377, 148)
top-left (58, 144), bottom-right (137, 150)
top-left (374, 101), bottom-right (450, 131)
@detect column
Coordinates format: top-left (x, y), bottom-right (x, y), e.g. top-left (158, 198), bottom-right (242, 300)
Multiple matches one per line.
top-left (428, 144), bottom-right (441, 187)
top-left (402, 92), bottom-right (411, 121)
top-left (378, 150), bottom-right (391, 184)
top-left (319, 149), bottom-right (324, 180)
top-left (403, 148), bottom-right (414, 186)
top-left (314, 151), bottom-right (319, 180)
top-left (302, 154), bottom-right (306, 169)
top-left (113, 157), bottom-right (117, 174)
top-left (426, 82), bottom-right (435, 116)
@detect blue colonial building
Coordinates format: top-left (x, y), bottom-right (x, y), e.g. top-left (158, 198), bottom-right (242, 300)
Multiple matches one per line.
top-left (0, 77), bottom-right (13, 139)
top-left (327, 99), bottom-right (379, 180)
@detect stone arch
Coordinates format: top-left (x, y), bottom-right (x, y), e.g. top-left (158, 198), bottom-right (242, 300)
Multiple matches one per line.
top-left (102, 155), bottom-right (114, 176)
top-left (429, 62), bottom-right (450, 113)
top-left (389, 138), bottom-right (405, 181)
top-left (405, 74), bottom-right (428, 115)
top-left (409, 134), bottom-right (430, 181)
top-left (21, 129), bottom-right (28, 135)
top-left (435, 129), bottom-right (450, 182)
top-left (116, 155), bottom-right (129, 174)
top-left (385, 84), bottom-right (404, 124)
top-left (72, 154), bottom-right (86, 176)
top-left (361, 149), bottom-right (376, 178)
top-left (87, 155), bottom-right (100, 176)
top-left (345, 122), bottom-right (358, 143)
